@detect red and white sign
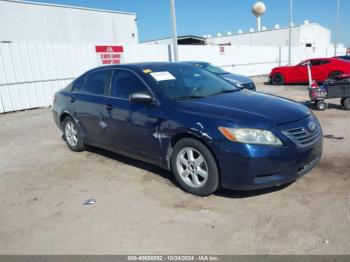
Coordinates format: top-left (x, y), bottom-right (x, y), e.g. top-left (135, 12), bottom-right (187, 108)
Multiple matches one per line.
top-left (95, 45), bottom-right (124, 65)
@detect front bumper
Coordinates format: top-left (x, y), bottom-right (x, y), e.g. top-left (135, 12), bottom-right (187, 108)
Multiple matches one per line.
top-left (216, 138), bottom-right (322, 190)
top-left (214, 116), bottom-right (323, 190)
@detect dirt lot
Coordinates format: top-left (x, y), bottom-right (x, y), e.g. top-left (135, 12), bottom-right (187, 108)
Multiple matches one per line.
top-left (1, 77), bottom-right (350, 255)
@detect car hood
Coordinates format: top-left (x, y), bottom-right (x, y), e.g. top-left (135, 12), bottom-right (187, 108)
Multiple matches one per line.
top-left (180, 90), bottom-right (310, 128)
top-left (220, 73), bottom-right (252, 84)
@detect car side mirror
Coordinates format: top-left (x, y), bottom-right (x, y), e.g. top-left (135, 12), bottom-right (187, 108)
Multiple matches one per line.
top-left (129, 91), bottom-right (154, 104)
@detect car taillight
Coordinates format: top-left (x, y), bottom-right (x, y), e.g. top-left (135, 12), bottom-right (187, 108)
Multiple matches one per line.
top-left (52, 95), bottom-right (57, 103)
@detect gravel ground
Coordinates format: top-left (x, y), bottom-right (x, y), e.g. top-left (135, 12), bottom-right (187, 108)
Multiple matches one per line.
top-left (0, 77), bottom-right (350, 255)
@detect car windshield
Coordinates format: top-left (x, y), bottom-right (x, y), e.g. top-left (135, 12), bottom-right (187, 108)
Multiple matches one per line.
top-left (193, 63), bottom-right (227, 75)
top-left (146, 64), bottom-right (239, 99)
top-left (339, 57), bottom-right (350, 62)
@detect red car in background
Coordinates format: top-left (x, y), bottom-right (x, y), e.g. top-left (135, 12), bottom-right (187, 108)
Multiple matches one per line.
top-left (269, 58), bottom-right (350, 85)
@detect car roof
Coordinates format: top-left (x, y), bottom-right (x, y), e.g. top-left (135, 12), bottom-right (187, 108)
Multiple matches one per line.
top-left (303, 58), bottom-right (342, 63)
top-left (89, 62), bottom-right (195, 72)
top-left (182, 61), bottom-right (209, 65)
top-left (307, 58), bottom-right (332, 61)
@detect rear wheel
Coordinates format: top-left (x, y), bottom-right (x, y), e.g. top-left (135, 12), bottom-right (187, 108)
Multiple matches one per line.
top-left (316, 100), bottom-right (328, 111)
top-left (171, 138), bottom-right (219, 196)
top-left (62, 117), bottom-right (86, 152)
top-left (343, 98), bottom-right (350, 110)
top-left (341, 98), bottom-right (347, 106)
top-left (271, 73), bottom-right (285, 85)
top-left (329, 71), bottom-right (342, 80)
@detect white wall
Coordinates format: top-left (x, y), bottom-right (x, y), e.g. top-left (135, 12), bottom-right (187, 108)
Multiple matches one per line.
top-left (0, 0), bottom-right (139, 44)
top-left (0, 43), bottom-right (95, 113)
top-left (208, 27), bottom-right (300, 47)
top-left (142, 39), bottom-right (174, 45)
top-left (123, 44), bottom-right (169, 63)
top-left (207, 23), bottom-right (331, 48)
top-left (0, 42), bottom-right (347, 113)
top-left (0, 43), bottom-right (170, 113)
top-left (299, 24), bottom-right (331, 48)
top-left (178, 45), bottom-right (345, 76)
top-left (179, 45), bottom-right (282, 76)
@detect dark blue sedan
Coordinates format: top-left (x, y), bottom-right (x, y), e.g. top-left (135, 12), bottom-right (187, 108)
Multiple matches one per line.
top-left (53, 62), bottom-right (322, 196)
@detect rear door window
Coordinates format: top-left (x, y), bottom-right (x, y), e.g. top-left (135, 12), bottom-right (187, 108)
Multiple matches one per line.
top-left (71, 76), bottom-right (86, 92)
top-left (83, 70), bottom-right (111, 96)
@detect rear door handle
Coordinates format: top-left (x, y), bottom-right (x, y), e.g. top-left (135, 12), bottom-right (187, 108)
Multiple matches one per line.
top-left (106, 104), bottom-right (113, 111)
top-left (69, 97), bottom-right (75, 103)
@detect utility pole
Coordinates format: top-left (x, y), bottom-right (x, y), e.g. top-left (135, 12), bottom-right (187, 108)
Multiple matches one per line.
top-left (334, 0), bottom-right (340, 56)
top-left (170, 0), bottom-right (179, 62)
top-left (288, 0), bottom-right (293, 65)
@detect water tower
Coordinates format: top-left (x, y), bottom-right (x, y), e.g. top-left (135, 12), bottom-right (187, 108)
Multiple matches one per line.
top-left (252, 1), bottom-right (266, 31)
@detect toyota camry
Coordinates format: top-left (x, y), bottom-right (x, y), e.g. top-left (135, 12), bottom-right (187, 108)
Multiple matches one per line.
top-left (53, 62), bottom-right (322, 196)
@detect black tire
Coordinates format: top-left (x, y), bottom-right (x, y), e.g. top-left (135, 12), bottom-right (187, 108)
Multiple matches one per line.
top-left (271, 73), bottom-right (285, 85)
top-left (340, 98), bottom-right (346, 106)
top-left (329, 71), bottom-right (342, 80)
top-left (316, 100), bottom-right (328, 111)
top-left (62, 116), bottom-right (86, 152)
top-left (343, 98), bottom-right (350, 110)
top-left (170, 138), bottom-right (219, 196)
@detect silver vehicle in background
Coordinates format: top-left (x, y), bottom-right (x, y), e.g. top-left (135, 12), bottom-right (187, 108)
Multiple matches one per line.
top-left (184, 61), bottom-right (256, 90)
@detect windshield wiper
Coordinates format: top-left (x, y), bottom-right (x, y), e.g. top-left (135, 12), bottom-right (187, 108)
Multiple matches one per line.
top-left (209, 89), bottom-right (239, 96)
top-left (174, 95), bottom-right (205, 100)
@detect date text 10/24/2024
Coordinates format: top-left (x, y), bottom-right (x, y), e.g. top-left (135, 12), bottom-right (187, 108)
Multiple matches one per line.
top-left (127, 256), bottom-right (219, 261)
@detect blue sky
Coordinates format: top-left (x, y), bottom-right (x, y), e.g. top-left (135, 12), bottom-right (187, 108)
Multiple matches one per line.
top-left (31, 0), bottom-right (350, 46)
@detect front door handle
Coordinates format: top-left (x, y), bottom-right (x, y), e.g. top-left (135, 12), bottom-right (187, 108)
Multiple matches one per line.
top-left (106, 104), bottom-right (113, 111)
top-left (69, 97), bottom-right (75, 103)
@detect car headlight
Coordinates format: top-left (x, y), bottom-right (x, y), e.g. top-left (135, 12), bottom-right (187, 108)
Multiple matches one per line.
top-left (218, 127), bottom-right (283, 146)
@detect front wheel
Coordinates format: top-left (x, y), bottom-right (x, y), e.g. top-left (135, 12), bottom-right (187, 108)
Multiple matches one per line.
top-left (271, 73), bottom-right (285, 85)
top-left (63, 117), bottom-right (86, 152)
top-left (171, 138), bottom-right (219, 196)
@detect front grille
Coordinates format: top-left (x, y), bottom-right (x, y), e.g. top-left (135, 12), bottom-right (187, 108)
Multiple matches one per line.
top-left (282, 126), bottom-right (321, 147)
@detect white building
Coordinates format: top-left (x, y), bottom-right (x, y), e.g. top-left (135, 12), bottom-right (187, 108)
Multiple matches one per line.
top-left (142, 35), bottom-right (206, 45)
top-left (142, 22), bottom-right (332, 49)
top-left (207, 22), bottom-right (331, 48)
top-left (0, 0), bottom-right (139, 44)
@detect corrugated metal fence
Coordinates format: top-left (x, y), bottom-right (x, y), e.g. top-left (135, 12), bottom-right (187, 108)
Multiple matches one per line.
top-left (0, 43), bottom-right (93, 113)
top-left (0, 42), bottom-right (345, 113)
top-left (0, 43), bottom-right (168, 113)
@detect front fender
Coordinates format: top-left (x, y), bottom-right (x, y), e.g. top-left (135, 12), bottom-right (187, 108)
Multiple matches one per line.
top-left (159, 113), bottom-right (221, 169)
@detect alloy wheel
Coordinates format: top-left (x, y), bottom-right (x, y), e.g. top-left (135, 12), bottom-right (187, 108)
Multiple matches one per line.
top-left (176, 147), bottom-right (208, 188)
top-left (65, 121), bottom-right (78, 147)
